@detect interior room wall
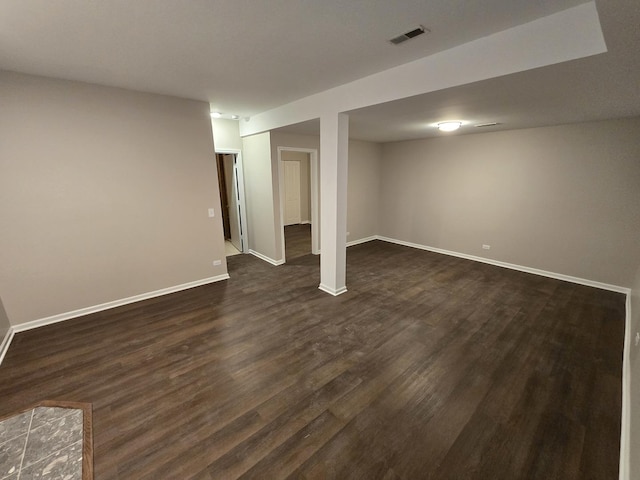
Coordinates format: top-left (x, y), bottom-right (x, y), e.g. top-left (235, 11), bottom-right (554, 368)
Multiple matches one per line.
top-left (0, 71), bottom-right (227, 325)
top-left (379, 117), bottom-right (640, 288)
top-left (211, 118), bottom-right (242, 151)
top-left (281, 150), bottom-right (311, 223)
top-left (629, 262), bottom-right (640, 479)
top-left (271, 131), bottom-right (320, 153)
top-left (241, 132), bottom-right (279, 261)
top-left (348, 140), bottom-right (382, 242)
top-left (0, 296), bottom-right (10, 341)
top-left (269, 131), bottom-right (381, 245)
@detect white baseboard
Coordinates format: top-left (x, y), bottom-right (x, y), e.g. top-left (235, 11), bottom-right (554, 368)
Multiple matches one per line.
top-left (11, 274), bottom-right (230, 334)
top-left (300, 221), bottom-right (311, 225)
top-left (249, 249), bottom-right (285, 266)
top-left (311, 235), bottom-right (377, 255)
top-left (620, 293), bottom-right (631, 480)
top-left (370, 234), bottom-right (633, 478)
top-left (375, 236), bottom-right (630, 294)
top-left (318, 284), bottom-right (348, 296)
top-left (0, 327), bottom-right (15, 366)
top-left (347, 236), bottom-right (377, 248)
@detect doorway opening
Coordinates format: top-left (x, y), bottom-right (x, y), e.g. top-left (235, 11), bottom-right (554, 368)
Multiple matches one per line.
top-left (215, 150), bottom-right (247, 257)
top-left (277, 147), bottom-right (319, 262)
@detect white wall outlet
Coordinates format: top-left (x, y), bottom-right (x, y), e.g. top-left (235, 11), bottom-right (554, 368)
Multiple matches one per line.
top-left (482, 244), bottom-right (491, 250)
top-left (635, 332), bottom-right (640, 347)
top-left (213, 259), bottom-right (222, 266)
top-left (208, 208), bottom-right (215, 218)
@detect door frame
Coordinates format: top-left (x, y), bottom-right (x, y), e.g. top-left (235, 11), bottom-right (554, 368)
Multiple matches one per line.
top-left (282, 160), bottom-right (302, 226)
top-left (277, 146), bottom-right (319, 260)
top-left (216, 148), bottom-right (248, 253)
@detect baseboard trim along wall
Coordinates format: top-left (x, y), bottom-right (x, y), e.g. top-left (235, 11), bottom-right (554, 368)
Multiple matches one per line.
top-left (0, 327), bottom-right (16, 367)
top-left (249, 249), bottom-right (285, 266)
top-left (375, 236), bottom-right (631, 294)
top-left (347, 236), bottom-right (377, 248)
top-left (371, 235), bottom-right (632, 478)
top-left (619, 293), bottom-right (632, 480)
top-left (7, 274), bottom-right (231, 337)
top-left (0, 273), bottom-right (231, 366)
top-left (318, 284), bottom-right (348, 296)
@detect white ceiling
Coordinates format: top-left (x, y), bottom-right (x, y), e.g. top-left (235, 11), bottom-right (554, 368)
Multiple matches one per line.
top-left (277, 0), bottom-right (640, 141)
top-left (1, 0), bottom-right (638, 142)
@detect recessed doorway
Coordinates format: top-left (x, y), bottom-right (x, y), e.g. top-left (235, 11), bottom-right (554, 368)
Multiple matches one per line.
top-left (215, 150), bottom-right (247, 257)
top-left (278, 147), bottom-right (319, 262)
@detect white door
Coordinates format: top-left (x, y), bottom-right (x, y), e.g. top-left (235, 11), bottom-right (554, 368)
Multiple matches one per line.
top-left (223, 154), bottom-right (243, 252)
top-left (283, 161), bottom-right (301, 225)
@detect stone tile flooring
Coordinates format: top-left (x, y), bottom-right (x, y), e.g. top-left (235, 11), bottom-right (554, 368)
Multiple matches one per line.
top-left (0, 406), bottom-right (83, 479)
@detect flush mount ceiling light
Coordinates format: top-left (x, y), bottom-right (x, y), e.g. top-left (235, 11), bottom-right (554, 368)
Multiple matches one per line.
top-left (210, 112), bottom-right (241, 120)
top-left (437, 121), bottom-right (462, 132)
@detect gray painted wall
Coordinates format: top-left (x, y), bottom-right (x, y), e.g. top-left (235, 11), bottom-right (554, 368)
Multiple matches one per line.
top-left (0, 296), bottom-right (10, 342)
top-left (211, 118), bottom-right (242, 151)
top-left (348, 140), bottom-right (382, 242)
top-left (242, 132), bottom-right (279, 261)
top-left (0, 71), bottom-right (226, 325)
top-left (629, 263), bottom-right (640, 479)
top-left (379, 117), bottom-right (640, 288)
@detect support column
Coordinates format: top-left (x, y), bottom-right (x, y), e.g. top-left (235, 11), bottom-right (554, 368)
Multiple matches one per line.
top-left (319, 112), bottom-right (349, 296)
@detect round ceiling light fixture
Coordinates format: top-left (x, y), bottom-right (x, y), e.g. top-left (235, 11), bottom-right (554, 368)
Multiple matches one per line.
top-left (437, 121), bottom-right (462, 132)
top-left (210, 111), bottom-right (222, 118)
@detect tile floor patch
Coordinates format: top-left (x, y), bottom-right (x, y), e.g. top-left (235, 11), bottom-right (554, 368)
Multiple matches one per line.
top-left (31, 407), bottom-right (77, 430)
top-left (19, 441), bottom-right (83, 480)
top-left (23, 411), bottom-right (83, 469)
top-left (0, 411), bottom-right (31, 442)
top-left (0, 433), bottom-right (28, 478)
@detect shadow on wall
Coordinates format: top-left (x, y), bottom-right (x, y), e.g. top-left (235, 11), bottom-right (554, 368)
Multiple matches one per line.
top-left (629, 264), bottom-right (640, 480)
top-left (0, 295), bottom-right (10, 340)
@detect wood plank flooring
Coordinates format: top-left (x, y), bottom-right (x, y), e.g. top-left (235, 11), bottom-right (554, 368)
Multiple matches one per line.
top-left (285, 224), bottom-right (312, 260)
top-left (0, 240), bottom-right (625, 479)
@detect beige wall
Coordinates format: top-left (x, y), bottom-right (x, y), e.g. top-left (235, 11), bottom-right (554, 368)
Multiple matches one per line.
top-left (211, 118), bottom-right (242, 151)
top-left (348, 140), bottom-right (382, 242)
top-left (379, 118), bottom-right (640, 288)
top-left (0, 71), bottom-right (227, 325)
top-left (271, 131), bottom-right (320, 153)
top-left (0, 296), bottom-right (10, 341)
top-left (241, 132), bottom-right (278, 260)
top-left (629, 263), bottom-right (640, 479)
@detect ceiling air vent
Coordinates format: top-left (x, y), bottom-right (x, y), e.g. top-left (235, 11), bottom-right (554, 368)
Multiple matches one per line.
top-left (389, 26), bottom-right (429, 45)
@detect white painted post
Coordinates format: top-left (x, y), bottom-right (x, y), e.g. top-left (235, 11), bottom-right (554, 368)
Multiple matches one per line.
top-left (319, 112), bottom-right (349, 296)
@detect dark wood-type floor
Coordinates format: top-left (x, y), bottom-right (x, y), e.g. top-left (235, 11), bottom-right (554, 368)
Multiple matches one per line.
top-left (0, 240), bottom-right (625, 479)
top-left (285, 223), bottom-right (312, 260)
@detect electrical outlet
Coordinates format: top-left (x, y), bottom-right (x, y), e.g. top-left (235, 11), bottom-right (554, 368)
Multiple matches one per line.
top-left (635, 332), bottom-right (640, 347)
top-left (482, 244), bottom-right (491, 250)
top-left (213, 260), bottom-right (222, 266)
top-left (208, 208), bottom-right (215, 218)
